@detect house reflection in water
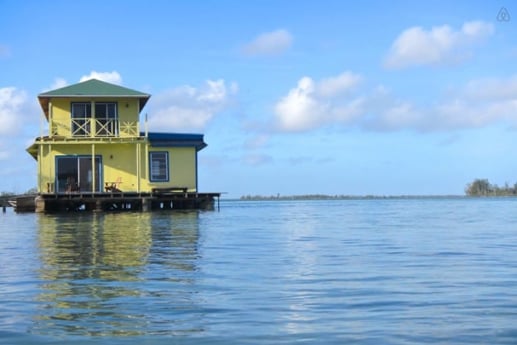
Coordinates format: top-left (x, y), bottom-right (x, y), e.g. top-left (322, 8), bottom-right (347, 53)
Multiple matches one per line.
top-left (32, 212), bottom-right (203, 337)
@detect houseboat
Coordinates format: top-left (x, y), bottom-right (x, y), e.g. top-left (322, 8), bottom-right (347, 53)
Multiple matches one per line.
top-left (20, 78), bottom-right (219, 212)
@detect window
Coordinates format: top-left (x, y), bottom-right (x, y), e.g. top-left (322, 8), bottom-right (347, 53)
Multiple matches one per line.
top-left (56, 155), bottom-right (102, 192)
top-left (95, 102), bottom-right (118, 136)
top-left (71, 103), bottom-right (92, 136)
top-left (149, 152), bottom-right (169, 182)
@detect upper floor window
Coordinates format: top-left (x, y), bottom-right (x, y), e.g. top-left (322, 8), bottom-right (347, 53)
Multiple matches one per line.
top-left (70, 102), bottom-right (118, 137)
top-left (71, 103), bottom-right (92, 136)
top-left (95, 102), bottom-right (118, 136)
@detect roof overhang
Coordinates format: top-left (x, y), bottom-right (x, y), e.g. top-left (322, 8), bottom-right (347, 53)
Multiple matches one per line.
top-left (26, 141), bottom-right (38, 160)
top-left (146, 132), bottom-right (207, 151)
top-left (38, 95), bottom-right (150, 119)
top-left (37, 79), bottom-right (151, 119)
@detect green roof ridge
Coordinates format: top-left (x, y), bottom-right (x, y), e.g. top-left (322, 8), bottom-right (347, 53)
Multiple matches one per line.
top-left (37, 79), bottom-right (151, 117)
top-left (39, 79), bottom-right (150, 98)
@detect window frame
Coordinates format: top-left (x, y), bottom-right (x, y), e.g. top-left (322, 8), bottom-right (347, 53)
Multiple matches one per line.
top-left (71, 102), bottom-right (92, 136)
top-left (149, 151), bottom-right (169, 182)
top-left (95, 102), bottom-right (118, 120)
top-left (95, 102), bottom-right (118, 136)
top-left (55, 155), bottom-right (103, 193)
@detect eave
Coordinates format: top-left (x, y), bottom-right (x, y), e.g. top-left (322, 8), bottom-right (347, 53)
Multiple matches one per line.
top-left (37, 79), bottom-right (150, 119)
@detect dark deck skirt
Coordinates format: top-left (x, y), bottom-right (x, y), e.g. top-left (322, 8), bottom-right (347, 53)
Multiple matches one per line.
top-left (14, 192), bottom-right (221, 213)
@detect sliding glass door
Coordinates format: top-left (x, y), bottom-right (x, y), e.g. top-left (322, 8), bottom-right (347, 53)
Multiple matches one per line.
top-left (56, 156), bottom-right (102, 192)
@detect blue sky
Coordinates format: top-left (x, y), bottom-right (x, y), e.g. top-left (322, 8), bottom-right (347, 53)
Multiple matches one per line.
top-left (1, 1), bottom-right (516, 198)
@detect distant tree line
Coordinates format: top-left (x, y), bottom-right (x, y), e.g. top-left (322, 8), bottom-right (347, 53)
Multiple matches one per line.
top-left (0, 192), bottom-right (16, 207)
top-left (240, 180), bottom-right (517, 199)
top-left (0, 189), bottom-right (38, 207)
top-left (1, 188), bottom-right (37, 197)
top-left (240, 194), bottom-right (350, 200)
top-left (465, 179), bottom-right (517, 196)
top-left (239, 194), bottom-right (451, 200)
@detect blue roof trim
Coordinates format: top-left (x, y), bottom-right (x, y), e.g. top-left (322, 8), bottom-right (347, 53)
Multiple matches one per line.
top-left (144, 132), bottom-right (207, 151)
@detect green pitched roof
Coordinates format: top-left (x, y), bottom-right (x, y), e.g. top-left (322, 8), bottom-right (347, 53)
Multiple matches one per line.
top-left (38, 79), bottom-right (151, 117)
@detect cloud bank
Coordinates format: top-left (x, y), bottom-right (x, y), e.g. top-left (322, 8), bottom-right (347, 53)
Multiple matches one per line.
top-left (384, 21), bottom-right (494, 69)
top-left (274, 72), bottom-right (364, 132)
top-left (148, 79), bottom-right (238, 132)
top-left (273, 71), bottom-right (517, 133)
top-left (0, 87), bottom-right (27, 136)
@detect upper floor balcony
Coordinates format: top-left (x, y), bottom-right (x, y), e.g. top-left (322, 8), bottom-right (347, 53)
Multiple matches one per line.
top-left (49, 118), bottom-right (141, 139)
top-left (37, 79), bottom-right (151, 140)
top-left (65, 118), bottom-right (140, 137)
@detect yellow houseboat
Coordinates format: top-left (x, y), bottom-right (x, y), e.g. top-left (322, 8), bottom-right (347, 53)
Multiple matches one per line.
top-left (24, 79), bottom-right (219, 212)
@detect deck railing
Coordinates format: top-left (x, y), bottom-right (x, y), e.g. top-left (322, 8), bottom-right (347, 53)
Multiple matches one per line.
top-left (71, 118), bottom-right (91, 137)
top-left (68, 119), bottom-right (139, 138)
top-left (119, 121), bottom-right (139, 136)
top-left (94, 119), bottom-right (118, 136)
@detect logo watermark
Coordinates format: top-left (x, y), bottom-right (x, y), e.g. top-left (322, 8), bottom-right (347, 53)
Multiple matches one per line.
top-left (497, 7), bottom-right (511, 22)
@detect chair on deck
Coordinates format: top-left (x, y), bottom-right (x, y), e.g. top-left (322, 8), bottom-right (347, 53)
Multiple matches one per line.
top-left (105, 177), bottom-right (122, 192)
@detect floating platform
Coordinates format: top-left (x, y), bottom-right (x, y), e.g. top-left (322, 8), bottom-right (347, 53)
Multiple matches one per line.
top-left (11, 191), bottom-right (220, 213)
top-left (8, 194), bottom-right (38, 212)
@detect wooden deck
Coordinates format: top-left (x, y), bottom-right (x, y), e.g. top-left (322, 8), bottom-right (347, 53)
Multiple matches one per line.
top-left (10, 191), bottom-right (220, 213)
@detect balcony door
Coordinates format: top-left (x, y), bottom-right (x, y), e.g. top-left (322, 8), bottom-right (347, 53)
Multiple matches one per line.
top-left (56, 156), bottom-right (102, 192)
top-left (95, 102), bottom-right (118, 136)
top-left (71, 102), bottom-right (118, 137)
top-left (71, 102), bottom-right (91, 136)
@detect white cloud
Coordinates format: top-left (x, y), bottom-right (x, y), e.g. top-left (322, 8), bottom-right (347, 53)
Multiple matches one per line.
top-left (366, 74), bottom-right (517, 131)
top-left (384, 20), bottom-right (494, 69)
top-left (0, 86), bottom-right (33, 167)
top-left (242, 29), bottom-right (293, 57)
top-left (273, 73), bottom-right (517, 133)
top-left (0, 87), bottom-right (27, 136)
top-left (462, 75), bottom-right (517, 101)
top-left (50, 78), bottom-right (68, 90)
top-left (432, 98), bottom-right (517, 130)
top-left (461, 21), bottom-right (494, 39)
top-left (79, 70), bottom-right (122, 84)
top-left (41, 77), bottom-right (69, 92)
top-left (43, 71), bottom-right (123, 92)
top-left (275, 77), bottom-right (326, 132)
top-left (274, 72), bottom-right (363, 132)
top-left (364, 97), bottom-right (424, 131)
top-left (148, 79), bottom-right (238, 132)
top-left (317, 72), bottom-right (362, 98)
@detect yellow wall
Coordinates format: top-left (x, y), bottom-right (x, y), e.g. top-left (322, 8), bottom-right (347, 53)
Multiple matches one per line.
top-left (142, 147), bottom-right (197, 192)
top-left (37, 142), bottom-right (198, 193)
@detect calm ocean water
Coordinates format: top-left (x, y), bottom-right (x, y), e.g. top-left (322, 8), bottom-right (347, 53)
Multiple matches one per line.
top-left (1, 198), bottom-right (517, 344)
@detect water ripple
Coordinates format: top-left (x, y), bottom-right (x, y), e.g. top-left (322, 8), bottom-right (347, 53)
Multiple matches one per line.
top-left (1, 199), bottom-right (517, 343)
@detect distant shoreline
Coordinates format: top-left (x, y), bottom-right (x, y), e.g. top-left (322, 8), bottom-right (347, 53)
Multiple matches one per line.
top-left (238, 194), bottom-right (470, 201)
